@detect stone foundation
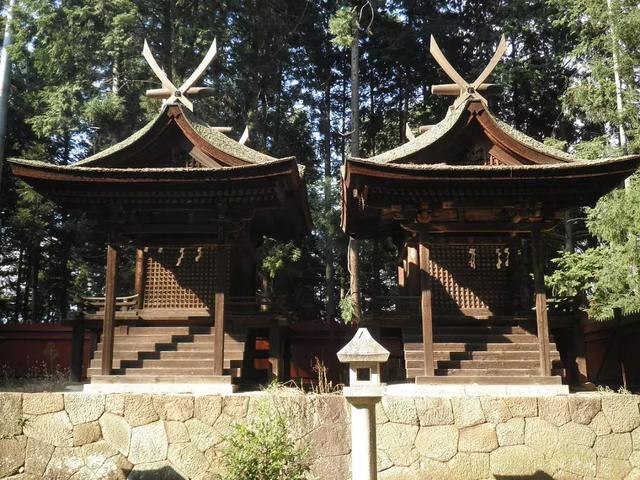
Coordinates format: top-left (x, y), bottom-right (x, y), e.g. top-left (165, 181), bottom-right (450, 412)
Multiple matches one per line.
top-left (0, 392), bottom-right (639, 479)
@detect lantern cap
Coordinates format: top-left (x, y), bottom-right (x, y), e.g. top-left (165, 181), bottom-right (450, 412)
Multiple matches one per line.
top-left (337, 328), bottom-right (390, 364)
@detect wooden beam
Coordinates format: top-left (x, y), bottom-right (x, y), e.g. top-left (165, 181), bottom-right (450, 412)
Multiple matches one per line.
top-left (100, 243), bottom-right (119, 376)
top-left (70, 321), bottom-right (84, 382)
top-left (531, 231), bottom-right (551, 376)
top-left (419, 235), bottom-right (435, 377)
top-left (406, 239), bottom-right (420, 296)
top-left (134, 248), bottom-right (145, 310)
top-left (213, 245), bottom-right (229, 376)
top-left (268, 319), bottom-right (283, 381)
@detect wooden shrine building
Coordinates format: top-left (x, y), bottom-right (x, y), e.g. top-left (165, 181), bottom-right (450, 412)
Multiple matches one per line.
top-left (9, 41), bottom-right (311, 391)
top-left (342, 37), bottom-right (640, 387)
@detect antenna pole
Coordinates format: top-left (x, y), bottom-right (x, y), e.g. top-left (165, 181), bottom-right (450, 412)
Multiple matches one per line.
top-left (0, 0), bottom-right (16, 192)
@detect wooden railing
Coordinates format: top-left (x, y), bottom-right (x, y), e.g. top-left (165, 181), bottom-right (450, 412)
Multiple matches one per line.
top-left (79, 294), bottom-right (138, 314)
top-left (228, 296), bottom-right (291, 316)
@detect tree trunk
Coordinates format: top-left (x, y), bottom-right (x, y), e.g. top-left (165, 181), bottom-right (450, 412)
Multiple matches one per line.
top-left (606, 0), bottom-right (627, 164)
top-left (321, 75), bottom-right (336, 321)
top-left (14, 247), bottom-right (23, 323)
top-left (349, 27), bottom-right (362, 324)
top-left (0, 0), bottom-right (16, 191)
top-left (29, 244), bottom-right (40, 324)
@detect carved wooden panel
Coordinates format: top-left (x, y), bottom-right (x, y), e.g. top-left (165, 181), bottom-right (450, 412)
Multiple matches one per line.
top-left (143, 246), bottom-right (221, 310)
top-left (429, 244), bottom-right (512, 313)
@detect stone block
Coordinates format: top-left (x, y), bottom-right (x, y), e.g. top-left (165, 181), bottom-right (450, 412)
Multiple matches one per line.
top-left (310, 455), bottom-right (350, 480)
top-left (0, 436), bottom-right (26, 478)
top-left (64, 394), bottom-right (105, 425)
top-left (377, 448), bottom-right (393, 471)
top-left (99, 412), bottom-right (131, 456)
top-left (414, 425), bottom-right (458, 462)
top-left (386, 446), bottom-right (419, 467)
top-left (631, 451), bottom-right (640, 469)
top-left (480, 398), bottom-right (512, 424)
top-left (222, 396), bottom-right (249, 419)
top-left (448, 452), bottom-right (489, 480)
top-left (81, 440), bottom-right (118, 471)
top-left (22, 393), bottom-right (64, 415)
top-left (538, 396), bottom-right (571, 427)
top-left (524, 417), bottom-right (559, 460)
top-left (73, 422), bottom-right (101, 447)
top-left (153, 396), bottom-right (194, 422)
top-left (164, 421), bottom-right (190, 444)
top-left (194, 396), bottom-right (222, 427)
top-left (43, 446), bottom-right (84, 479)
top-left (597, 457), bottom-right (632, 480)
top-left (306, 423), bottom-right (350, 457)
top-left (552, 443), bottom-right (597, 477)
top-left (129, 421), bottom-right (168, 465)
top-left (24, 437), bottom-right (54, 476)
top-left (601, 395), bottom-right (640, 433)
top-left (378, 422), bottom-right (419, 450)
top-left (504, 396), bottom-right (537, 418)
top-left (633, 426), bottom-right (640, 449)
top-left (95, 453), bottom-right (131, 480)
top-left (559, 422), bottom-right (596, 447)
top-left (123, 395), bottom-right (159, 427)
top-left (375, 401), bottom-right (389, 425)
top-left (105, 394), bottom-right (125, 416)
top-left (496, 417), bottom-right (524, 446)
top-left (69, 466), bottom-right (96, 479)
top-left (415, 397), bottom-right (454, 426)
top-left (569, 395), bottom-right (601, 425)
top-left (381, 397), bottom-right (418, 425)
top-left (184, 418), bottom-right (218, 452)
top-left (458, 423), bottom-right (498, 453)
top-left (489, 445), bottom-right (544, 477)
top-left (590, 411), bottom-right (612, 436)
top-left (594, 432), bottom-right (632, 460)
top-left (314, 396), bottom-right (348, 425)
top-left (0, 393), bottom-right (22, 437)
top-left (23, 411), bottom-right (73, 447)
top-left (451, 397), bottom-right (485, 428)
top-left (626, 468), bottom-right (640, 480)
top-left (167, 443), bottom-right (209, 479)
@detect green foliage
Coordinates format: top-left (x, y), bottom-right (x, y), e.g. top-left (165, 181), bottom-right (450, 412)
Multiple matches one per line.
top-left (547, 174), bottom-right (640, 319)
top-left (339, 295), bottom-right (354, 324)
top-left (329, 7), bottom-right (356, 48)
top-left (223, 395), bottom-right (311, 480)
top-left (260, 242), bottom-right (302, 281)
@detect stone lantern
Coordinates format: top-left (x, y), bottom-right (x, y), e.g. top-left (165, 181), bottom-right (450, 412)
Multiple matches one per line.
top-left (337, 328), bottom-right (389, 480)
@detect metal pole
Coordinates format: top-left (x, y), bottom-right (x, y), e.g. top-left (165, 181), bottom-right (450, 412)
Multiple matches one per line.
top-left (0, 0), bottom-right (16, 191)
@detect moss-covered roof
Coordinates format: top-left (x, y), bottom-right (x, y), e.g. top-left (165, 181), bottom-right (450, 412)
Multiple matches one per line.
top-left (352, 99), bottom-right (586, 166)
top-left (69, 104), bottom-right (291, 168)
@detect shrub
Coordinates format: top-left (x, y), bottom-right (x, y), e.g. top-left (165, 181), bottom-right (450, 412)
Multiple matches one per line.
top-left (223, 394), bottom-right (311, 480)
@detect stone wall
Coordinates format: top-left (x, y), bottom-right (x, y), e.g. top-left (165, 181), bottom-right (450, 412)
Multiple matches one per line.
top-left (0, 392), bottom-right (639, 479)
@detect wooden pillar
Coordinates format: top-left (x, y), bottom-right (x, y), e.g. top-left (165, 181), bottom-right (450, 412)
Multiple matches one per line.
top-left (133, 248), bottom-right (145, 309)
top-left (268, 319), bottom-right (283, 381)
top-left (406, 240), bottom-right (420, 296)
top-left (213, 245), bottom-right (229, 376)
top-left (70, 321), bottom-right (84, 382)
top-left (531, 231), bottom-right (551, 376)
top-left (419, 235), bottom-right (434, 377)
top-left (100, 243), bottom-right (119, 376)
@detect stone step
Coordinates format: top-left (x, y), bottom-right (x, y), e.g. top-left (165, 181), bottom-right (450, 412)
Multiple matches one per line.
top-left (103, 334), bottom-right (219, 344)
top-left (433, 368), bottom-right (566, 376)
top-left (433, 325), bottom-right (531, 335)
top-left (432, 334), bottom-right (547, 344)
top-left (89, 374), bottom-right (237, 384)
top-left (92, 350), bottom-right (219, 361)
top-left (87, 366), bottom-right (238, 377)
top-left (95, 341), bottom-right (245, 353)
top-left (405, 359), bottom-right (564, 370)
top-left (406, 350), bottom-right (561, 361)
top-left (414, 375), bottom-right (563, 385)
top-left (121, 326), bottom-right (213, 335)
top-left (404, 342), bottom-right (557, 352)
top-left (90, 355), bottom-right (244, 370)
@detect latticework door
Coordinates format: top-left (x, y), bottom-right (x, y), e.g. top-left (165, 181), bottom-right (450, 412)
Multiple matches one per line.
top-left (143, 246), bottom-right (221, 310)
top-left (429, 244), bottom-right (512, 314)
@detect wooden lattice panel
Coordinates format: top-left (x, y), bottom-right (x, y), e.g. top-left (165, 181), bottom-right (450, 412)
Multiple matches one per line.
top-left (143, 246), bottom-right (219, 310)
top-left (430, 244), bottom-right (511, 313)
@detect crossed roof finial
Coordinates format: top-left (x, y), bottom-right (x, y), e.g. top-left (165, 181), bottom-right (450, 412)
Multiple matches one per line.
top-left (430, 35), bottom-right (506, 109)
top-left (143, 39), bottom-right (218, 111)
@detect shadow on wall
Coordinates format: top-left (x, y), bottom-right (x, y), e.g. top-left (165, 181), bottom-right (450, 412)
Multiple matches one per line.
top-left (494, 473), bottom-right (554, 480)
top-left (127, 466), bottom-right (188, 479)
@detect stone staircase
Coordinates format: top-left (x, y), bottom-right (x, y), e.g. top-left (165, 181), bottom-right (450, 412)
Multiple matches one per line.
top-left (87, 325), bottom-right (245, 383)
top-left (403, 315), bottom-right (564, 384)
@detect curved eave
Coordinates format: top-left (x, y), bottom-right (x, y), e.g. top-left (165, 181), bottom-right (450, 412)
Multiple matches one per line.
top-left (345, 154), bottom-right (640, 182)
top-left (361, 100), bottom-right (578, 166)
top-left (9, 157), bottom-right (299, 183)
top-left (74, 104), bottom-right (288, 168)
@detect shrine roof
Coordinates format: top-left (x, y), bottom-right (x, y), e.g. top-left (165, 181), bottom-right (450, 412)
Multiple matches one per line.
top-left (9, 104), bottom-right (300, 175)
top-left (350, 99), bottom-right (590, 168)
